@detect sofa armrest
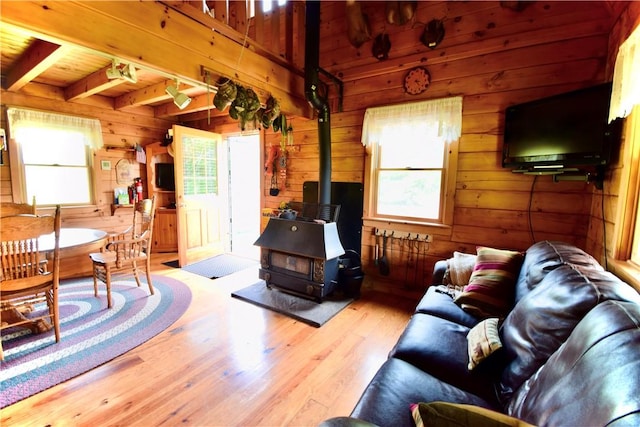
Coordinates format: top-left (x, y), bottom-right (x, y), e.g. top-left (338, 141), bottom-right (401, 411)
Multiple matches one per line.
top-left (432, 259), bottom-right (448, 285)
top-left (318, 417), bottom-right (380, 427)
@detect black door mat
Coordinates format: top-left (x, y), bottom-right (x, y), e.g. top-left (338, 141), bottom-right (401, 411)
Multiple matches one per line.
top-left (163, 254), bottom-right (258, 279)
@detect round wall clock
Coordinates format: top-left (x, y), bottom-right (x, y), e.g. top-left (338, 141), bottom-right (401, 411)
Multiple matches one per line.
top-left (403, 66), bottom-right (431, 95)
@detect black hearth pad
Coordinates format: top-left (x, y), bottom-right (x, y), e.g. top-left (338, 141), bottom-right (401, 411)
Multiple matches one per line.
top-left (231, 281), bottom-right (353, 327)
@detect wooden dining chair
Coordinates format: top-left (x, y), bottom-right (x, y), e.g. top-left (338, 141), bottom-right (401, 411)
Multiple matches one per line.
top-left (0, 205), bottom-right (61, 361)
top-left (0, 196), bottom-right (37, 217)
top-left (89, 196), bottom-right (156, 308)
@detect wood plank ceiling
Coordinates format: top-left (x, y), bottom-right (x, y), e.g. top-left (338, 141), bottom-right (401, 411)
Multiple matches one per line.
top-left (0, 22), bottom-right (211, 118)
top-left (0, 1), bottom-right (625, 123)
top-left (0, 1), bottom-right (305, 122)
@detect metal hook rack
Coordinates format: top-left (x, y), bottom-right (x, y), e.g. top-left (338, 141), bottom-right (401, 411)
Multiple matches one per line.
top-left (374, 228), bottom-right (432, 242)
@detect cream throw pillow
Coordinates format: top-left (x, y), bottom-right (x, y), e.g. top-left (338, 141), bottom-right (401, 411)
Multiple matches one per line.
top-left (467, 317), bottom-right (502, 370)
top-left (445, 251), bottom-right (477, 287)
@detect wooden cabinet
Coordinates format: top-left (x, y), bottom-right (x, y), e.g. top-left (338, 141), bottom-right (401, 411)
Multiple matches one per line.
top-left (146, 141), bottom-right (177, 252)
top-left (153, 208), bottom-right (178, 252)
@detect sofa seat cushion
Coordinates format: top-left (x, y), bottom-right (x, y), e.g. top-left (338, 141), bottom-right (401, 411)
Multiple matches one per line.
top-left (389, 313), bottom-right (502, 401)
top-left (350, 358), bottom-right (500, 427)
top-left (499, 263), bottom-right (640, 403)
top-left (507, 301), bottom-right (640, 427)
top-left (415, 286), bottom-right (481, 328)
top-left (318, 417), bottom-right (380, 427)
top-left (513, 240), bottom-right (603, 303)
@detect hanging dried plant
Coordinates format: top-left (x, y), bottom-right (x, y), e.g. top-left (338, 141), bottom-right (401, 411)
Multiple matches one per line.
top-left (257, 95), bottom-right (281, 129)
top-left (213, 78), bottom-right (237, 111)
top-left (230, 84), bottom-right (261, 131)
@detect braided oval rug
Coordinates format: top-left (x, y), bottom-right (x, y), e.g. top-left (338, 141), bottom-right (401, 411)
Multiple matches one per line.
top-left (0, 275), bottom-right (191, 408)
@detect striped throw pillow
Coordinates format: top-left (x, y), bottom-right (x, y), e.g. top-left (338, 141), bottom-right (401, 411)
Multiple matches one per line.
top-left (454, 247), bottom-right (524, 318)
top-left (410, 402), bottom-right (535, 427)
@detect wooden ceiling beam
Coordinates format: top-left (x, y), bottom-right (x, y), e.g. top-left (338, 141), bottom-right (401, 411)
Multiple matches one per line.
top-left (64, 65), bottom-right (126, 100)
top-left (5, 39), bottom-right (69, 91)
top-left (154, 91), bottom-right (225, 118)
top-left (114, 81), bottom-right (204, 110)
top-left (114, 79), bottom-right (176, 109)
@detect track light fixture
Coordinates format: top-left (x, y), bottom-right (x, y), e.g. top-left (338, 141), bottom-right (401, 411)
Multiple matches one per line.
top-left (105, 60), bottom-right (137, 83)
top-left (166, 81), bottom-right (192, 110)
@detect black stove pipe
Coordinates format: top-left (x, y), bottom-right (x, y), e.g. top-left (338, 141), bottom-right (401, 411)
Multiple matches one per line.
top-left (304, 0), bottom-right (332, 217)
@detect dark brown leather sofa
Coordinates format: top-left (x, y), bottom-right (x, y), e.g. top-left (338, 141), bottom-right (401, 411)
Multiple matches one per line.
top-left (320, 241), bottom-right (640, 427)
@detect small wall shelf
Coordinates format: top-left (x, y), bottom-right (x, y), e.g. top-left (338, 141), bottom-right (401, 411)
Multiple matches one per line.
top-left (105, 145), bottom-right (135, 152)
top-left (111, 204), bottom-right (134, 215)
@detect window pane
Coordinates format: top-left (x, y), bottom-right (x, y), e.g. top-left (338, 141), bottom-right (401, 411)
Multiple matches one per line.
top-left (25, 166), bottom-right (91, 205)
top-left (379, 136), bottom-right (444, 169)
top-left (8, 108), bottom-right (98, 206)
top-left (378, 122), bottom-right (445, 169)
top-left (377, 170), bottom-right (442, 219)
top-left (20, 128), bottom-right (88, 166)
top-left (262, 0), bottom-right (286, 12)
top-left (181, 135), bottom-right (218, 196)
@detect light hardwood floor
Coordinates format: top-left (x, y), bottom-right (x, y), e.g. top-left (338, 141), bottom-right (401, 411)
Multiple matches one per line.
top-left (1, 253), bottom-right (418, 426)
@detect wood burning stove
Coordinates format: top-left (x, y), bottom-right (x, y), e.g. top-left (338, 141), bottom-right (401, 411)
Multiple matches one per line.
top-left (253, 2), bottom-right (348, 303)
top-left (254, 217), bottom-right (345, 302)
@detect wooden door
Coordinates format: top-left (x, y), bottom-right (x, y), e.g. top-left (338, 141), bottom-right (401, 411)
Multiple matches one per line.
top-left (172, 125), bottom-right (227, 267)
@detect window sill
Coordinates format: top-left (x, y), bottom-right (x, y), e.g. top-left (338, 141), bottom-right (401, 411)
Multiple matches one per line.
top-left (364, 216), bottom-right (450, 228)
top-left (363, 217), bottom-right (453, 238)
top-left (608, 259), bottom-right (640, 293)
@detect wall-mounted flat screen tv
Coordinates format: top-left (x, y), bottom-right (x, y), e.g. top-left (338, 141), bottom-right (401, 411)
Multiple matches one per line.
top-left (155, 163), bottom-right (175, 191)
top-left (502, 82), bottom-right (621, 172)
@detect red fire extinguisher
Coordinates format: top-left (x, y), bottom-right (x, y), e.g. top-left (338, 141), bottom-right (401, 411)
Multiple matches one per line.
top-left (134, 178), bottom-right (143, 202)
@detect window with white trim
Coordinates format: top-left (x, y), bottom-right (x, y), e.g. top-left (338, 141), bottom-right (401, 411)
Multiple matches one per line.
top-left (361, 96), bottom-right (462, 225)
top-left (7, 108), bottom-right (103, 206)
top-left (620, 107), bottom-right (640, 267)
top-left (609, 24), bottom-right (640, 285)
top-left (631, 141), bottom-right (640, 266)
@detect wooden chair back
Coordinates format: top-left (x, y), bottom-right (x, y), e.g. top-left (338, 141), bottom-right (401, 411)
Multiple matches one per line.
top-left (0, 206), bottom-right (62, 360)
top-left (112, 197), bottom-right (156, 265)
top-left (90, 197), bottom-right (156, 308)
top-left (0, 206), bottom-right (61, 290)
top-left (108, 196), bottom-right (156, 252)
top-left (133, 197), bottom-right (156, 243)
top-left (0, 196), bottom-right (37, 218)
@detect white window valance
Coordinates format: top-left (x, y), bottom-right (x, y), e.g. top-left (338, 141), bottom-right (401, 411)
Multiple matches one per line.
top-left (7, 107), bottom-right (104, 150)
top-left (361, 96), bottom-right (463, 146)
top-left (609, 24), bottom-right (640, 122)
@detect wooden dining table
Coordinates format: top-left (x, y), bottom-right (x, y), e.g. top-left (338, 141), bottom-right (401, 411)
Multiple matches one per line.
top-left (1, 227), bottom-right (108, 334)
top-left (39, 227), bottom-right (108, 257)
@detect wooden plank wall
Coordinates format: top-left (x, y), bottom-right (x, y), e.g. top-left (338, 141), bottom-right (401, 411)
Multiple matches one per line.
top-left (325, 1), bottom-right (625, 294)
top-left (189, 1), bottom-right (627, 296)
